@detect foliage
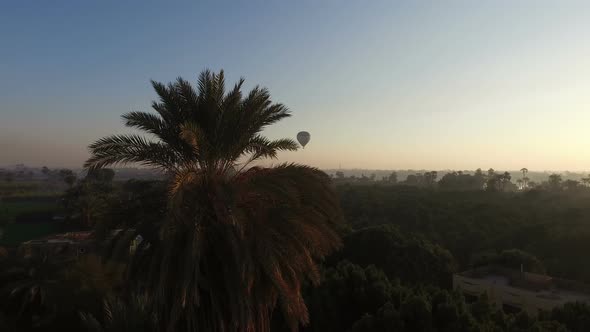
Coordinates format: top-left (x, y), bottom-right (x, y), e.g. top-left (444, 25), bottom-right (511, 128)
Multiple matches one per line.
top-left (303, 260), bottom-right (569, 332)
top-left (84, 70), bottom-right (343, 332)
top-left (472, 249), bottom-right (546, 274)
top-left (304, 260), bottom-right (402, 331)
top-left (58, 169), bottom-right (77, 187)
top-left (86, 169), bottom-right (116, 184)
top-left (332, 225), bottom-right (456, 287)
top-left (80, 294), bottom-right (158, 332)
top-left (547, 174), bottom-right (563, 191)
top-left (62, 170), bottom-right (118, 228)
top-left (550, 302), bottom-right (590, 332)
top-left (349, 302), bottom-right (404, 332)
top-left (337, 184), bottom-right (590, 282)
top-left (438, 171), bottom-right (485, 191)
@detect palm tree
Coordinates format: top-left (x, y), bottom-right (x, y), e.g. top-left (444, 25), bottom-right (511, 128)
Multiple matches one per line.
top-left (84, 70), bottom-right (343, 332)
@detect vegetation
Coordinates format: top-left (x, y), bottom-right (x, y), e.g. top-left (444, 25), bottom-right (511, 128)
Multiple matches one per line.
top-left (5, 168), bottom-right (590, 331)
top-left (337, 184), bottom-right (590, 283)
top-left (4, 71), bottom-right (590, 331)
top-left (83, 70), bottom-right (343, 332)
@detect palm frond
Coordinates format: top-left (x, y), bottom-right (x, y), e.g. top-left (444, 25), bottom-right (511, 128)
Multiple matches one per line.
top-left (150, 81), bottom-right (179, 122)
top-left (79, 312), bottom-right (103, 332)
top-left (122, 112), bottom-right (166, 137)
top-left (231, 164), bottom-right (343, 330)
top-left (238, 136), bottom-right (299, 170)
top-left (85, 134), bottom-right (180, 170)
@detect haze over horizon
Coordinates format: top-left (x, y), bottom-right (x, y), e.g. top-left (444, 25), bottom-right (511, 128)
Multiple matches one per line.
top-left (2, 1), bottom-right (590, 170)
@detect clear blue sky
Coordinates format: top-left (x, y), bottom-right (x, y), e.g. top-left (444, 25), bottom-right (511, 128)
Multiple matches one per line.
top-left (2, 1), bottom-right (590, 170)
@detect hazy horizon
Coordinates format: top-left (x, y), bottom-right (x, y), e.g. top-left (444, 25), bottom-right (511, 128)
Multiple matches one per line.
top-left (2, 1), bottom-right (590, 170)
top-left (2, 163), bottom-right (589, 176)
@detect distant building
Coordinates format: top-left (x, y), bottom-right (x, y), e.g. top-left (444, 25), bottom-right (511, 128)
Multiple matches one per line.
top-left (19, 231), bottom-right (94, 260)
top-left (453, 266), bottom-right (590, 315)
top-left (18, 229), bottom-right (142, 261)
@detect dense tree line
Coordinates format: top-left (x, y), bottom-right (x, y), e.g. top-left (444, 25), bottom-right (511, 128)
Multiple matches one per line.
top-left (338, 184), bottom-right (590, 283)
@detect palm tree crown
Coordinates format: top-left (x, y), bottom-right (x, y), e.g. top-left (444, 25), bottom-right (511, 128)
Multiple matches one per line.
top-left (85, 70), bottom-right (343, 332)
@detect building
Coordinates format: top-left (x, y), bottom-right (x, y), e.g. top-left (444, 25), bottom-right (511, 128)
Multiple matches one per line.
top-left (453, 266), bottom-right (590, 315)
top-left (19, 231), bottom-right (94, 260)
top-left (18, 229), bottom-right (140, 261)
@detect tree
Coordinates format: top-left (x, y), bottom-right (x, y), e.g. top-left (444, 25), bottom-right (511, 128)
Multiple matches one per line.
top-left (63, 180), bottom-right (112, 227)
top-left (305, 261), bottom-right (399, 332)
top-left (550, 302), bottom-right (590, 332)
top-left (500, 172), bottom-right (512, 191)
top-left (388, 172), bottom-right (398, 184)
top-left (84, 70), bottom-right (343, 332)
top-left (562, 179), bottom-right (580, 191)
top-left (335, 171), bottom-right (344, 179)
top-left (86, 168), bottom-right (115, 183)
top-left (487, 168), bottom-right (495, 178)
top-left (400, 295), bottom-right (432, 331)
top-left (350, 302), bottom-right (404, 332)
top-left (530, 320), bottom-right (568, 332)
top-left (405, 174), bottom-right (419, 186)
top-left (470, 294), bottom-right (493, 323)
top-left (439, 171), bottom-right (485, 191)
top-left (0, 254), bottom-right (95, 331)
top-left (485, 169), bottom-right (499, 191)
top-left (548, 174), bottom-right (562, 191)
top-left (520, 168), bottom-right (528, 189)
top-left (485, 172), bottom-right (513, 192)
top-left (334, 225), bottom-right (456, 288)
top-left (473, 249), bottom-right (545, 274)
top-left (424, 171), bottom-right (438, 187)
top-left (485, 177), bottom-right (498, 192)
top-left (474, 168), bottom-right (484, 177)
top-left (474, 169), bottom-right (486, 190)
top-left (59, 169), bottom-right (77, 187)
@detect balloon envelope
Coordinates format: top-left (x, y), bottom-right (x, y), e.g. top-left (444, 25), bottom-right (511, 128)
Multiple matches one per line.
top-left (297, 131), bottom-right (311, 148)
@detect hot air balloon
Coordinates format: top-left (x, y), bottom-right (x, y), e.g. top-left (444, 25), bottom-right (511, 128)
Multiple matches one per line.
top-left (297, 131), bottom-right (310, 148)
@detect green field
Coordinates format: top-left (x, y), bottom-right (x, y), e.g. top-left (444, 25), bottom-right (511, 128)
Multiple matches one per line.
top-left (0, 199), bottom-right (64, 245)
top-left (0, 222), bottom-right (62, 246)
top-left (0, 181), bottom-right (64, 198)
top-left (0, 200), bottom-right (61, 224)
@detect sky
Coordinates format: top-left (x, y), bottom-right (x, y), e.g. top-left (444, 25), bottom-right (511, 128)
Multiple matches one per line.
top-left (1, 1), bottom-right (590, 171)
